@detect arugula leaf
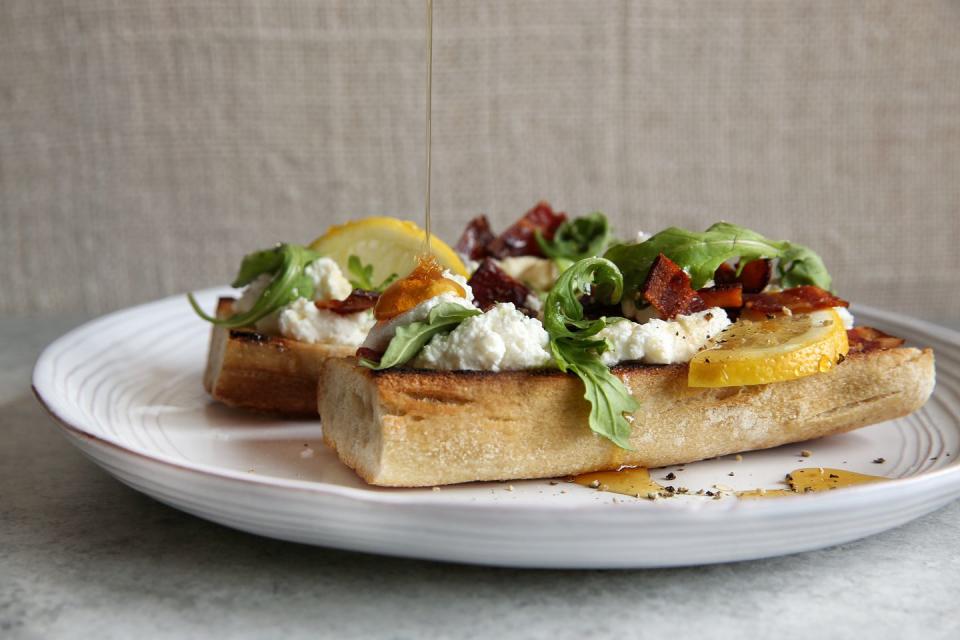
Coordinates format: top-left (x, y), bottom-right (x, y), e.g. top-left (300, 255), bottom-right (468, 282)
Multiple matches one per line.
top-left (347, 254), bottom-right (398, 292)
top-left (603, 222), bottom-right (832, 293)
top-left (543, 257), bottom-right (639, 449)
top-left (360, 303), bottom-right (481, 370)
top-left (188, 243), bottom-right (323, 328)
top-left (535, 212), bottom-right (611, 262)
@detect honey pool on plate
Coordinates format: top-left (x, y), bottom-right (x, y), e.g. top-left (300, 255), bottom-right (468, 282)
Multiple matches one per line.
top-left (573, 466), bottom-right (887, 500)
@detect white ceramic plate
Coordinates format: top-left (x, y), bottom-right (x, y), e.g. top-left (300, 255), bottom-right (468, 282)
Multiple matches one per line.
top-left (33, 289), bottom-right (960, 568)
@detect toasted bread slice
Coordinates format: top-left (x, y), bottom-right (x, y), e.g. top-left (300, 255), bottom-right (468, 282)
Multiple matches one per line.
top-left (203, 298), bottom-right (355, 416)
top-left (318, 346), bottom-right (935, 486)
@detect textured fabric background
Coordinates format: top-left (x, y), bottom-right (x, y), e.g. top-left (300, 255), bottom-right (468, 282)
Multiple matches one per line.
top-left (1, 1), bottom-right (959, 321)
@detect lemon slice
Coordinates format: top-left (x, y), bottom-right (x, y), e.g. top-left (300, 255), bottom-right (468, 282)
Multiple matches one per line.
top-left (688, 309), bottom-right (849, 387)
top-left (308, 217), bottom-right (468, 282)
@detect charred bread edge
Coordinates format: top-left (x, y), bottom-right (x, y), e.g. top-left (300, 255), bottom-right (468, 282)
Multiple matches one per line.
top-left (203, 297), bottom-right (354, 417)
top-left (319, 346), bottom-right (935, 487)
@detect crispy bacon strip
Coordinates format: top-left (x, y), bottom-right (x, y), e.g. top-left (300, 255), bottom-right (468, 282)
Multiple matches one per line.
top-left (741, 286), bottom-right (848, 320)
top-left (696, 284), bottom-right (743, 309)
top-left (487, 201), bottom-right (567, 258)
top-left (467, 258), bottom-right (536, 314)
top-left (455, 215), bottom-right (496, 261)
top-left (641, 253), bottom-right (703, 319)
top-left (846, 326), bottom-right (905, 354)
top-left (315, 289), bottom-right (380, 315)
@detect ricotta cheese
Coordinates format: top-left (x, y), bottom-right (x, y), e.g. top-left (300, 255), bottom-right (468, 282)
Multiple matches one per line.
top-left (496, 256), bottom-right (559, 291)
top-left (232, 258), bottom-right (364, 341)
top-left (596, 308), bottom-right (731, 366)
top-left (278, 299), bottom-right (375, 346)
top-left (360, 270), bottom-right (476, 353)
top-left (304, 257), bottom-right (352, 302)
top-left (412, 303), bottom-right (553, 371)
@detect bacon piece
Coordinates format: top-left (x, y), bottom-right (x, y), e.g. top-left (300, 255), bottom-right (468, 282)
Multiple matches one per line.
top-left (741, 286), bottom-right (848, 320)
top-left (315, 289), bottom-right (380, 315)
top-left (487, 201), bottom-right (567, 258)
top-left (641, 253), bottom-right (703, 319)
top-left (467, 258), bottom-right (536, 314)
top-left (696, 284), bottom-right (743, 309)
top-left (737, 259), bottom-right (772, 294)
top-left (455, 215), bottom-right (496, 261)
top-left (846, 326), bottom-right (905, 354)
top-left (712, 259), bottom-right (770, 293)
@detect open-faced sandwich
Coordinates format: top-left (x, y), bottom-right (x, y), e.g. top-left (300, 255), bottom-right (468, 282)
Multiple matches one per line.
top-left (319, 221), bottom-right (935, 486)
top-left (189, 217), bottom-right (467, 416)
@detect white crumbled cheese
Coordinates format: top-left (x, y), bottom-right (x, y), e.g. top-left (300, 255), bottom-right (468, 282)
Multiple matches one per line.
top-left (304, 257), bottom-right (352, 302)
top-left (496, 256), bottom-right (559, 291)
top-left (361, 292), bottom-right (476, 353)
top-left (278, 299), bottom-right (375, 346)
top-left (442, 269), bottom-right (474, 302)
top-left (596, 308), bottom-right (732, 366)
top-left (834, 306), bottom-right (855, 330)
top-left (232, 258), bottom-right (363, 340)
top-left (412, 303), bottom-right (553, 371)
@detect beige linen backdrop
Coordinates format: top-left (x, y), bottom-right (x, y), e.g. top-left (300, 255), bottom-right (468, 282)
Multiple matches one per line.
top-left (1, 1), bottom-right (959, 321)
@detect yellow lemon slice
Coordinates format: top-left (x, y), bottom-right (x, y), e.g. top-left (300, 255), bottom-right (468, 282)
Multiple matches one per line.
top-left (688, 308), bottom-right (849, 387)
top-left (308, 217), bottom-right (468, 283)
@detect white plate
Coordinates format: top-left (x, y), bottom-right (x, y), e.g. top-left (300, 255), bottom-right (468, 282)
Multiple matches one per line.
top-left (32, 289), bottom-right (960, 568)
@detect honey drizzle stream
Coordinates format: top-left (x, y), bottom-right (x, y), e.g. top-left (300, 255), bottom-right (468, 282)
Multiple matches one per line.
top-left (422, 0), bottom-right (434, 255)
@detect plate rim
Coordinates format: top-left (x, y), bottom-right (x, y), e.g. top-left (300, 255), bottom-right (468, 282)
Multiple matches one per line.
top-left (31, 288), bottom-right (960, 514)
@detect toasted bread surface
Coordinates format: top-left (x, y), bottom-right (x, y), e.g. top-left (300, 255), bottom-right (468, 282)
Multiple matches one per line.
top-left (319, 347), bottom-right (935, 486)
top-left (203, 298), bottom-right (354, 416)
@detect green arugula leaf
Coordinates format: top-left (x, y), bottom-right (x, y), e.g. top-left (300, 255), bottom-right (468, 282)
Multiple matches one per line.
top-left (347, 254), bottom-right (398, 292)
top-left (535, 212), bottom-right (611, 262)
top-left (360, 302), bottom-right (482, 370)
top-left (603, 222), bottom-right (832, 293)
top-left (543, 257), bottom-right (639, 449)
top-left (188, 243), bottom-right (323, 328)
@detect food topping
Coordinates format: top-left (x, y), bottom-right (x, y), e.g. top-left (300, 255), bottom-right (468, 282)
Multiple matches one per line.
top-left (846, 326), bottom-right (906, 353)
top-left (688, 308), bottom-right (850, 387)
top-left (466, 258), bottom-right (536, 314)
top-left (315, 289), bottom-right (380, 315)
top-left (455, 215), bottom-right (496, 261)
top-left (595, 308), bottom-right (731, 366)
top-left (487, 201), bottom-right (567, 258)
top-left (741, 286), bottom-right (848, 320)
top-left (374, 255), bottom-right (467, 321)
top-left (640, 253), bottom-right (704, 319)
top-left (695, 284), bottom-right (743, 310)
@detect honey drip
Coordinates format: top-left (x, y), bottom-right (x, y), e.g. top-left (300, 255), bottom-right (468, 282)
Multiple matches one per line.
top-left (422, 0), bottom-right (433, 255)
top-left (573, 468), bottom-right (664, 499)
top-left (373, 255), bottom-right (464, 321)
top-left (572, 466), bottom-right (887, 501)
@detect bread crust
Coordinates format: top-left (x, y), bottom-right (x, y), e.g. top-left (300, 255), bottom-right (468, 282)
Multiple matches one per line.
top-left (318, 347), bottom-right (936, 486)
top-left (203, 298), bottom-right (354, 416)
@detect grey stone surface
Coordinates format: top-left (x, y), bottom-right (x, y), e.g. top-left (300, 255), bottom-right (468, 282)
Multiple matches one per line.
top-left (3, 315), bottom-right (960, 640)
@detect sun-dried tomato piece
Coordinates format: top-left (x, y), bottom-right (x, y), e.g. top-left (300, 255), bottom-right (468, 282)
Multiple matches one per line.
top-left (714, 262), bottom-right (738, 286)
top-left (696, 284), bottom-right (743, 309)
top-left (487, 201), bottom-right (567, 258)
top-left (315, 289), bottom-right (380, 315)
top-left (711, 259), bottom-right (770, 293)
top-left (467, 258), bottom-right (536, 315)
top-left (741, 286), bottom-right (848, 320)
top-left (641, 253), bottom-right (703, 319)
top-left (737, 259), bottom-right (772, 294)
top-left (455, 215), bottom-right (496, 261)
top-left (846, 326), bottom-right (905, 354)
